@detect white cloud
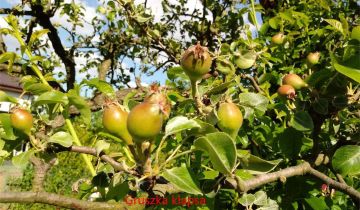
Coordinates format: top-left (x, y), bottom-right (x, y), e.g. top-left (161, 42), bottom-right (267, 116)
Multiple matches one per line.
top-left (135, 0), bottom-right (212, 41)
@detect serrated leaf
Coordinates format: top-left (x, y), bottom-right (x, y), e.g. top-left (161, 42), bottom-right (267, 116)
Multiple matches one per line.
top-left (289, 111), bottom-right (314, 132)
top-left (194, 132), bottom-right (236, 174)
top-left (12, 150), bottom-right (34, 169)
top-left (67, 90), bottom-right (91, 124)
top-left (165, 116), bottom-right (200, 136)
top-left (48, 131), bottom-right (73, 147)
top-left (332, 145), bottom-right (360, 176)
top-left (34, 90), bottom-right (68, 106)
top-left (162, 165), bottom-right (202, 195)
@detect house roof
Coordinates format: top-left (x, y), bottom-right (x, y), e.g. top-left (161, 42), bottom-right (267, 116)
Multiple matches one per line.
top-left (0, 71), bottom-right (23, 93)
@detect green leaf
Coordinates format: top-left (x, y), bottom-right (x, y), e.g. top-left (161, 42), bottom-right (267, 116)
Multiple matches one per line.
top-left (21, 76), bottom-right (52, 95)
top-left (67, 90), bottom-right (91, 124)
top-left (34, 90), bottom-right (69, 106)
top-left (167, 66), bottom-right (186, 80)
top-left (351, 26), bottom-right (360, 41)
top-left (289, 111), bottom-right (314, 132)
top-left (304, 197), bottom-right (329, 210)
top-left (275, 128), bottom-right (304, 159)
top-left (241, 154), bottom-right (281, 175)
top-left (205, 81), bottom-right (235, 96)
top-left (333, 61), bottom-right (360, 83)
top-left (162, 165), bottom-right (202, 195)
top-left (313, 98), bottom-right (328, 115)
top-left (0, 52), bottom-right (17, 72)
top-left (83, 78), bottom-right (115, 96)
top-left (332, 145), bottom-right (360, 176)
top-left (187, 119), bottom-right (218, 136)
top-left (123, 90), bottom-right (137, 112)
top-left (12, 149), bottom-right (34, 169)
top-left (194, 132), bottom-right (236, 174)
top-left (133, 14), bottom-right (152, 23)
top-left (269, 17), bottom-right (280, 29)
top-left (0, 90), bottom-right (18, 103)
top-left (28, 29), bottom-right (50, 48)
top-left (216, 56), bottom-right (235, 75)
top-left (0, 113), bottom-right (16, 140)
top-left (95, 140), bottom-right (110, 156)
top-left (319, 0), bottom-right (331, 11)
top-left (235, 169), bottom-right (253, 180)
top-left (324, 19), bottom-right (344, 35)
top-left (254, 191), bottom-right (267, 206)
top-left (106, 177), bottom-right (129, 201)
top-left (239, 93), bottom-right (269, 118)
top-left (48, 131), bottom-right (73, 147)
top-left (165, 116), bottom-right (201, 136)
top-left (238, 193), bottom-right (256, 207)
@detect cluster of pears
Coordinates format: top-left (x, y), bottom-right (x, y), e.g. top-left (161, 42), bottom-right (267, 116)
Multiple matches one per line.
top-left (277, 74), bottom-right (308, 99)
top-left (181, 43), bottom-right (243, 138)
top-left (102, 86), bottom-right (170, 145)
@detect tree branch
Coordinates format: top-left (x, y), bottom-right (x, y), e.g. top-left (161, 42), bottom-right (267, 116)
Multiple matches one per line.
top-left (69, 145), bottom-right (138, 176)
top-left (0, 192), bottom-right (128, 210)
top-left (241, 74), bottom-right (262, 93)
top-left (30, 157), bottom-right (57, 192)
top-left (0, 8), bottom-right (33, 16)
top-left (30, 4), bottom-right (76, 90)
top-left (226, 162), bottom-right (360, 201)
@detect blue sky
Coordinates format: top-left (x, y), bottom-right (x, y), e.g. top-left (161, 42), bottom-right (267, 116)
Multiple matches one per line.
top-left (0, 0), bottom-right (262, 92)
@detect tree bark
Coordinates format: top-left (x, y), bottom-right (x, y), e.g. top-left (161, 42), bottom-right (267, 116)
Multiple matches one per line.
top-left (0, 192), bottom-right (129, 210)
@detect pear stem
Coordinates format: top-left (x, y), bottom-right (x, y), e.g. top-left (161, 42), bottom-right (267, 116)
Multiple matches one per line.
top-left (190, 79), bottom-right (204, 114)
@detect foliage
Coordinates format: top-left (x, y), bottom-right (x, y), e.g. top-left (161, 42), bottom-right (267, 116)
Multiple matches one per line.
top-left (6, 151), bottom-right (89, 210)
top-left (0, 0), bottom-right (359, 209)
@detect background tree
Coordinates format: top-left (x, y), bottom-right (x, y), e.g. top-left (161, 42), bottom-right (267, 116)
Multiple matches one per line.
top-left (0, 0), bottom-right (359, 209)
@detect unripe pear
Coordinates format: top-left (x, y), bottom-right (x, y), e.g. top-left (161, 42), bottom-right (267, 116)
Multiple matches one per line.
top-left (103, 104), bottom-right (133, 145)
top-left (180, 42), bottom-right (212, 82)
top-left (272, 33), bottom-right (285, 45)
top-left (307, 52), bottom-right (320, 65)
top-left (277, 85), bottom-right (296, 99)
top-left (10, 108), bottom-right (33, 135)
top-left (217, 102), bottom-right (243, 138)
top-left (282, 74), bottom-right (308, 89)
top-left (127, 102), bottom-right (163, 142)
